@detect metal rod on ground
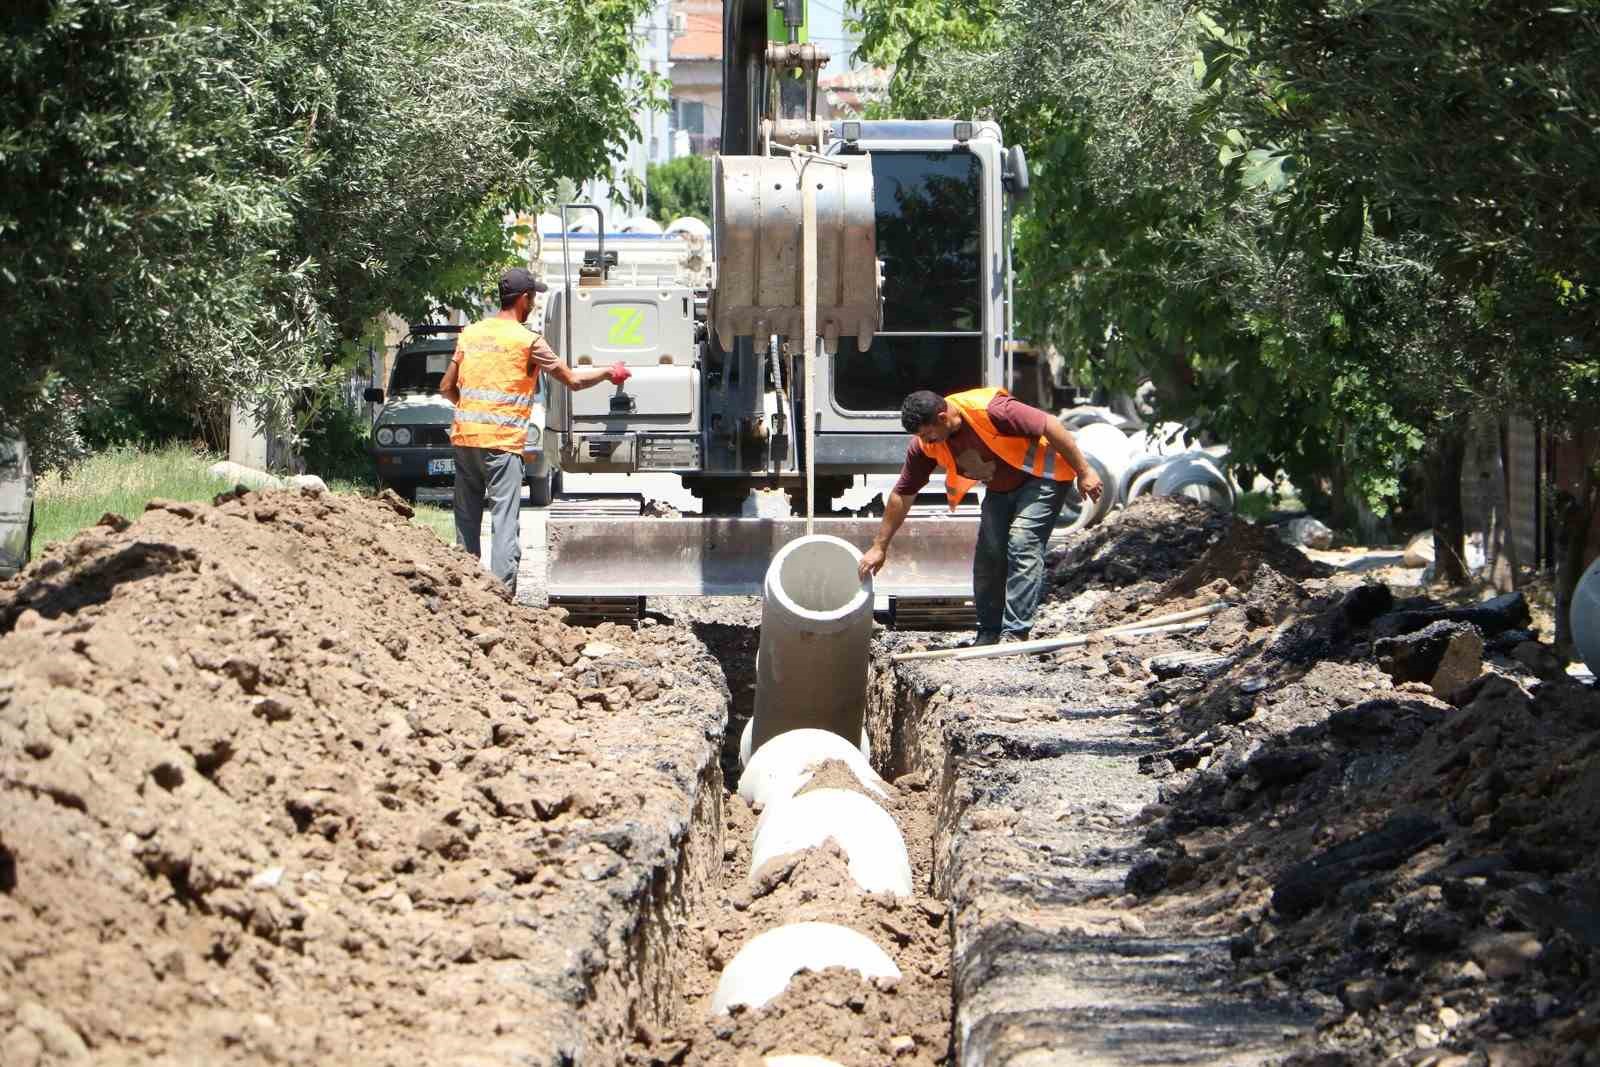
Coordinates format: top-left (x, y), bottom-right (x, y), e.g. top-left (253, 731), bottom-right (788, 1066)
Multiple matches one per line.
top-left (889, 599), bottom-right (1230, 664)
top-left (1095, 600), bottom-right (1231, 634)
top-left (943, 619), bottom-right (1211, 662)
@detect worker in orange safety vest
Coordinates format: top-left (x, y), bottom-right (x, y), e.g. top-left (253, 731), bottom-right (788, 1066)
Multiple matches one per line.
top-left (859, 387), bottom-right (1104, 646)
top-left (440, 268), bottom-right (629, 595)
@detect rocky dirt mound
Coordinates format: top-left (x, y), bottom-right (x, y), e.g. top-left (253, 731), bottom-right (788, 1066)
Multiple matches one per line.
top-left (1161, 514), bottom-right (1333, 597)
top-left (1046, 497), bottom-right (1232, 600)
top-left (0, 488), bottom-right (726, 1065)
top-left (1124, 581), bottom-right (1600, 1065)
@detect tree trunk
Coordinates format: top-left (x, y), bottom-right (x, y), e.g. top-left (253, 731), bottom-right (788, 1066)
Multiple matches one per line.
top-left (1428, 424), bottom-right (1470, 585)
top-left (1489, 416), bottom-right (1521, 592)
top-left (1553, 453), bottom-right (1598, 660)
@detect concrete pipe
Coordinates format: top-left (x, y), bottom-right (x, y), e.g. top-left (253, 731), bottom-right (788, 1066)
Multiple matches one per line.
top-left (1153, 452), bottom-right (1234, 510)
top-left (1120, 453), bottom-right (1169, 505)
top-left (711, 921), bottom-right (901, 1014)
top-left (740, 717), bottom-right (870, 769)
top-left (739, 727), bottom-right (888, 810)
top-left (1063, 421), bottom-right (1134, 531)
top-left (749, 788), bottom-right (913, 896)
top-left (1574, 556), bottom-right (1600, 677)
top-left (1125, 457), bottom-right (1175, 502)
top-left (750, 536), bottom-right (875, 755)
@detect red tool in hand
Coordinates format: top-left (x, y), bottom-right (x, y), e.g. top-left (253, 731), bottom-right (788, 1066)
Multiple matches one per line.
top-left (607, 362), bottom-right (632, 386)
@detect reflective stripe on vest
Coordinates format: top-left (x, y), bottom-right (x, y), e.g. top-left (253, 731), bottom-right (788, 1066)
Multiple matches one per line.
top-left (450, 321), bottom-right (537, 452)
top-left (923, 387), bottom-right (1076, 509)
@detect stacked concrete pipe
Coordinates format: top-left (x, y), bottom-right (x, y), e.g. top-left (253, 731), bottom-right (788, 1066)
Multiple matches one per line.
top-left (1065, 421), bottom-right (1135, 530)
top-left (715, 535), bottom-right (912, 1035)
top-left (1153, 451), bottom-right (1234, 509)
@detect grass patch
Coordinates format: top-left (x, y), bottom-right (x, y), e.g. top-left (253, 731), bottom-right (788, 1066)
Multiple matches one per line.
top-left (410, 502), bottom-right (456, 544)
top-left (34, 444), bottom-right (232, 551)
top-left (34, 443), bottom-right (457, 552)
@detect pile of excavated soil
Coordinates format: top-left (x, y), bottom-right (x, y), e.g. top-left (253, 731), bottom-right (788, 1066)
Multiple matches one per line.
top-left (0, 488), bottom-right (726, 1065)
top-left (628, 770), bottom-right (951, 1066)
top-left (1046, 496), bottom-right (1232, 599)
top-left (1123, 581), bottom-right (1600, 1065)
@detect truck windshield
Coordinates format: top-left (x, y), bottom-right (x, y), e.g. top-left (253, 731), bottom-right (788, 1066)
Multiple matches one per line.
top-left (834, 150), bottom-right (985, 412)
top-left (389, 348), bottom-right (453, 394)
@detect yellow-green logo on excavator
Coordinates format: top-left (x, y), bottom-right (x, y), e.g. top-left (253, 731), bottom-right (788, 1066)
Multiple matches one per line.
top-left (606, 307), bottom-right (645, 346)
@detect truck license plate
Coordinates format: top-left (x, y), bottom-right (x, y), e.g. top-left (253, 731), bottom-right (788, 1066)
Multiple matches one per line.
top-left (427, 458), bottom-right (454, 476)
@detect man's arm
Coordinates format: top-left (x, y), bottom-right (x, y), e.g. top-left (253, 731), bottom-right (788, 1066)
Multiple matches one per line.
top-left (858, 490), bottom-right (915, 579)
top-left (440, 346), bottom-right (462, 405)
top-left (1040, 419), bottom-right (1103, 501)
top-left (530, 335), bottom-right (627, 391)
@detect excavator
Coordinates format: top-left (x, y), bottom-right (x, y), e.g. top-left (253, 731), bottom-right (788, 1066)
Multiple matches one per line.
top-left (541, 0), bottom-right (1032, 624)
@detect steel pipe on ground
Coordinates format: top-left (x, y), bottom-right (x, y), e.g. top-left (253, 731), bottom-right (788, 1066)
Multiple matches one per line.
top-left (750, 536), bottom-right (874, 755)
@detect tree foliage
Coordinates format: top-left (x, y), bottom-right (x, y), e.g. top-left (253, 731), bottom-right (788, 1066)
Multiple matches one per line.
top-left (1, 0), bottom-right (659, 471)
top-left (646, 154), bottom-right (713, 225)
top-left (851, 0), bottom-right (1600, 528)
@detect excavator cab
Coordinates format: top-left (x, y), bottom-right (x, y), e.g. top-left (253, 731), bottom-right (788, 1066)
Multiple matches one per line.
top-left (542, 2), bottom-right (1028, 623)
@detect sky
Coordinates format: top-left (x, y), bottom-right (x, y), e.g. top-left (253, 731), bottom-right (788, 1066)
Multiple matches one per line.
top-left (806, 0), bottom-right (862, 77)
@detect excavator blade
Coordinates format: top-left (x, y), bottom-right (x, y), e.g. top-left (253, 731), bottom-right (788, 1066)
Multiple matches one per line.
top-left (546, 517), bottom-right (978, 624)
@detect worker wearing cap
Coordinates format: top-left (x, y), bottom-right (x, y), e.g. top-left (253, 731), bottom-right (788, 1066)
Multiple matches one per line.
top-left (440, 267), bottom-right (630, 595)
top-left (859, 388), bottom-right (1104, 646)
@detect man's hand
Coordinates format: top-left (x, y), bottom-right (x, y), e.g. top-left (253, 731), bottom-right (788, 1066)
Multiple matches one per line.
top-left (858, 544), bottom-right (887, 580)
top-left (607, 362), bottom-right (631, 386)
top-left (1077, 467), bottom-right (1104, 503)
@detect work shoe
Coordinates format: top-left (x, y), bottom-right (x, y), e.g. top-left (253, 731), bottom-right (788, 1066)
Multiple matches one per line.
top-left (952, 632), bottom-right (1000, 649)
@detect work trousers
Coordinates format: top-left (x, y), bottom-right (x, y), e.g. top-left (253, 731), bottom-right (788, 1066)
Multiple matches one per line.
top-left (453, 445), bottom-right (524, 595)
top-left (974, 476), bottom-right (1072, 640)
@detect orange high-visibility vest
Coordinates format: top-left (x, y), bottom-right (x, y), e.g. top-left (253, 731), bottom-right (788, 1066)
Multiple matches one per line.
top-left (449, 319), bottom-right (538, 453)
top-left (922, 387), bottom-right (1077, 508)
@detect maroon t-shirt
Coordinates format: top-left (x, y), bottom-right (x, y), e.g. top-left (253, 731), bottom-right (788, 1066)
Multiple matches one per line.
top-left (893, 395), bottom-right (1056, 496)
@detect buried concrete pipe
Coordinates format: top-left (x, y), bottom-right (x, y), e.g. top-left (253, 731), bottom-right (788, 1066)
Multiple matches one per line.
top-left (740, 717), bottom-right (870, 769)
top-left (711, 921), bottom-right (901, 1014)
top-left (1574, 556), bottom-right (1600, 677)
top-left (738, 728), bottom-right (888, 810)
top-left (749, 788), bottom-right (913, 897)
top-left (750, 536), bottom-right (875, 753)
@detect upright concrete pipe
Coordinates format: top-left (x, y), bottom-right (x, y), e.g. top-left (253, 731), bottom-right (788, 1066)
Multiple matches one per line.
top-left (750, 536), bottom-right (874, 755)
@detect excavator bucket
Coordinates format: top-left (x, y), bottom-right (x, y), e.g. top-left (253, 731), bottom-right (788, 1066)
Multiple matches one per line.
top-left (546, 516), bottom-right (979, 626)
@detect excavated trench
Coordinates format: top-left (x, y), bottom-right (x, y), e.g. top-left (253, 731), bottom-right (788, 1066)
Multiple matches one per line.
top-left (619, 608), bottom-right (961, 1066)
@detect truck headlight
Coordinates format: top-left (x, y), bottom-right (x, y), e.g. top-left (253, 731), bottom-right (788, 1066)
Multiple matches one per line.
top-left (376, 427), bottom-right (394, 445)
top-left (394, 427), bottom-right (412, 446)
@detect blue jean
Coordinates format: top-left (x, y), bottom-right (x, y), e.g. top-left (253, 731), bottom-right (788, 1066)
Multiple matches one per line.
top-left (974, 476), bottom-right (1072, 639)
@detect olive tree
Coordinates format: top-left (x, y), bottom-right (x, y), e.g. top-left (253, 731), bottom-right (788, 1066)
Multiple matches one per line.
top-left (1, 0), bottom-right (658, 471)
